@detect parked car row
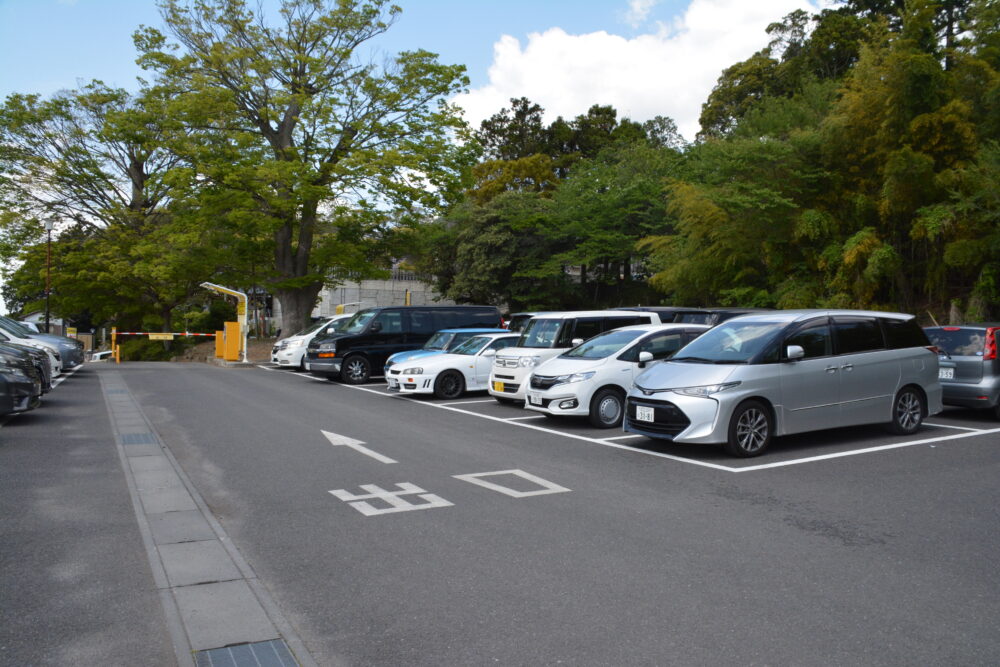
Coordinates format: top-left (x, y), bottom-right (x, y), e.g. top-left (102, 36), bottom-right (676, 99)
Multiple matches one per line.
top-left (270, 304), bottom-right (996, 458)
top-left (0, 316), bottom-right (84, 418)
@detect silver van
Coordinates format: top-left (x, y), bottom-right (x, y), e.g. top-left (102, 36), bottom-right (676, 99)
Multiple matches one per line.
top-left (625, 310), bottom-right (942, 457)
top-left (924, 324), bottom-right (1000, 419)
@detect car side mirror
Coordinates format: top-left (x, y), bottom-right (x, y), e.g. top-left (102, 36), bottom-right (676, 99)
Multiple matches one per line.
top-left (571, 338), bottom-right (584, 346)
top-left (480, 348), bottom-right (496, 357)
top-left (638, 350), bottom-right (654, 368)
top-left (786, 345), bottom-right (805, 360)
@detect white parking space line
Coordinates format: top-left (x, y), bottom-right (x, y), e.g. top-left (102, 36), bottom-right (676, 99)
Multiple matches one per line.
top-left (440, 399), bottom-right (497, 406)
top-left (339, 385), bottom-right (740, 472)
top-left (51, 365), bottom-right (82, 388)
top-left (602, 434), bottom-right (645, 441)
top-left (924, 422), bottom-right (987, 432)
top-left (339, 384), bottom-right (1000, 473)
top-left (506, 415), bottom-right (546, 421)
top-left (731, 427), bottom-right (1000, 472)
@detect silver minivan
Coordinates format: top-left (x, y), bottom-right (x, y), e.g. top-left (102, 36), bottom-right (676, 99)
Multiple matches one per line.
top-left (625, 310), bottom-right (943, 457)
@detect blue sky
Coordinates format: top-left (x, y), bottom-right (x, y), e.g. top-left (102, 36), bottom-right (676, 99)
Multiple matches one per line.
top-left (0, 0), bottom-right (826, 140)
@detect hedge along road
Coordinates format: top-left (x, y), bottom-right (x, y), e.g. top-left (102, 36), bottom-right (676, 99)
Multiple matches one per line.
top-left (77, 362), bottom-right (1000, 664)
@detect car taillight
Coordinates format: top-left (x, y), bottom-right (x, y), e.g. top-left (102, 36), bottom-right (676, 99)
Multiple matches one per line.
top-left (985, 327), bottom-right (998, 361)
top-left (942, 326), bottom-right (961, 331)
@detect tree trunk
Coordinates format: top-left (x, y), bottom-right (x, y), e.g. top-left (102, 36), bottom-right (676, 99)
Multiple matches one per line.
top-left (275, 284), bottom-right (323, 340)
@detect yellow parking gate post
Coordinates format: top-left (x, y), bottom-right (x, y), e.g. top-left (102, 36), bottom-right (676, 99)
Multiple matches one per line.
top-left (223, 321), bottom-right (241, 361)
top-left (215, 330), bottom-right (225, 358)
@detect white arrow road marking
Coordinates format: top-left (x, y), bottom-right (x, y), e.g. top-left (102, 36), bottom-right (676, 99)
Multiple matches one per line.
top-left (322, 430), bottom-right (397, 464)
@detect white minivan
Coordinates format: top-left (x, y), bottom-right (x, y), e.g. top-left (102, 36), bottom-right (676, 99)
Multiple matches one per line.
top-left (271, 314), bottom-right (352, 369)
top-left (525, 323), bottom-right (709, 427)
top-left (488, 310), bottom-right (664, 404)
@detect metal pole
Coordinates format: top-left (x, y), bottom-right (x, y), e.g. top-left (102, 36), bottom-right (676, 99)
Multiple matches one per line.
top-left (44, 227), bottom-right (52, 334)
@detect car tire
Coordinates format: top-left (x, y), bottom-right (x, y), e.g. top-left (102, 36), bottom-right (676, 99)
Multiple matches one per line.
top-left (724, 400), bottom-right (773, 457)
top-left (298, 355), bottom-right (306, 372)
top-left (588, 388), bottom-right (625, 429)
top-left (887, 386), bottom-right (925, 435)
top-left (434, 371), bottom-right (466, 399)
top-left (341, 355), bottom-right (371, 384)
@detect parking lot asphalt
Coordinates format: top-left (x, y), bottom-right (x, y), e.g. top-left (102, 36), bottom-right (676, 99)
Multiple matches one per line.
top-left (5, 361), bottom-right (1000, 666)
top-left (256, 362), bottom-right (1000, 474)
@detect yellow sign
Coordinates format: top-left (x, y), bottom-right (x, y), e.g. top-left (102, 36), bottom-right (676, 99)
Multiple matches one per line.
top-left (66, 327), bottom-right (77, 336)
top-left (237, 302), bottom-right (246, 316)
top-left (148, 333), bottom-right (175, 341)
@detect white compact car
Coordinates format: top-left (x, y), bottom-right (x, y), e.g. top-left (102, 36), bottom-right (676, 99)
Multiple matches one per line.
top-left (387, 333), bottom-right (520, 399)
top-left (524, 324), bottom-right (709, 427)
top-left (271, 314), bottom-right (352, 369)
top-left (489, 310), bottom-right (664, 404)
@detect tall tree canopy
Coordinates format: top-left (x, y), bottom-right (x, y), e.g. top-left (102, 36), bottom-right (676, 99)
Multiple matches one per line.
top-left (134, 0), bottom-right (473, 334)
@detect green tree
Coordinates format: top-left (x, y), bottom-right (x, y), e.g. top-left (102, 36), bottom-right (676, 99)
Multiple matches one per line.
top-left (135, 0), bottom-right (472, 335)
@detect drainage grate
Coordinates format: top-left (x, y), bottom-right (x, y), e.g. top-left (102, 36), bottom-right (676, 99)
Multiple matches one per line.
top-left (195, 639), bottom-right (297, 667)
top-left (120, 432), bottom-right (157, 445)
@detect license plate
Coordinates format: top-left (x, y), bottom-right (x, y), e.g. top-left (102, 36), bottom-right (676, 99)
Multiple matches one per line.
top-left (493, 381), bottom-right (504, 392)
top-left (636, 405), bottom-right (655, 422)
top-left (388, 379), bottom-right (398, 388)
top-left (528, 393), bottom-right (542, 405)
top-left (939, 368), bottom-right (954, 379)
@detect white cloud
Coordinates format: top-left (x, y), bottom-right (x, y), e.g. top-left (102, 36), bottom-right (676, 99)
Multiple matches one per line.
top-left (454, 0), bottom-right (824, 142)
top-left (625, 0), bottom-right (660, 28)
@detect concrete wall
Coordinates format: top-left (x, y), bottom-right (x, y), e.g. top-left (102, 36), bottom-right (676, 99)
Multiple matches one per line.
top-left (315, 277), bottom-right (454, 317)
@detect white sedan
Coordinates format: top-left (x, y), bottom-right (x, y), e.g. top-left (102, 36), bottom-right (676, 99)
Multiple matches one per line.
top-left (524, 323), bottom-right (709, 428)
top-left (386, 333), bottom-right (521, 399)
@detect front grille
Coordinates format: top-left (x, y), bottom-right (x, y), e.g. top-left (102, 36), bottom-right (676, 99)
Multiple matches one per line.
top-left (389, 369), bottom-right (401, 375)
top-left (498, 383), bottom-right (520, 394)
top-left (530, 375), bottom-right (561, 390)
top-left (494, 373), bottom-right (515, 380)
top-left (626, 397), bottom-right (690, 436)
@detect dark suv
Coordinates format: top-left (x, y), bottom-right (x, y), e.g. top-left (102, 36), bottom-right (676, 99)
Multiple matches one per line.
top-left (924, 324), bottom-right (1000, 419)
top-left (305, 305), bottom-right (503, 384)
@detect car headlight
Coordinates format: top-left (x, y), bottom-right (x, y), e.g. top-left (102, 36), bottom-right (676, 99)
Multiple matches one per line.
top-left (553, 371), bottom-right (595, 386)
top-left (286, 339), bottom-right (304, 349)
top-left (318, 342), bottom-right (337, 351)
top-left (402, 367), bottom-right (423, 375)
top-left (669, 381), bottom-right (741, 397)
top-left (518, 356), bottom-right (541, 367)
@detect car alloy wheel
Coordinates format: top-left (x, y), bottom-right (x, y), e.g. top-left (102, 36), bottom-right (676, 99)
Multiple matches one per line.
top-left (342, 355), bottom-right (370, 384)
top-left (888, 387), bottom-right (924, 434)
top-left (434, 371), bottom-right (465, 399)
top-left (725, 400), bottom-right (772, 457)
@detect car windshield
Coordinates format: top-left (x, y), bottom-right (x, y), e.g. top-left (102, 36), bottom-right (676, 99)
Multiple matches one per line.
top-left (451, 336), bottom-right (491, 355)
top-left (925, 327), bottom-right (987, 356)
top-left (562, 329), bottom-right (644, 359)
top-left (293, 319), bottom-right (329, 337)
top-left (517, 319), bottom-right (564, 348)
top-left (424, 331), bottom-right (454, 350)
top-left (341, 310), bottom-right (377, 334)
top-left (672, 320), bottom-right (783, 364)
top-left (328, 318), bottom-right (350, 333)
top-left (0, 319), bottom-right (30, 338)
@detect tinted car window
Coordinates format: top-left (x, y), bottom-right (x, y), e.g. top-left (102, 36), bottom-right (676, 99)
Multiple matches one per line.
top-left (882, 318), bottom-right (928, 349)
top-left (677, 313), bottom-right (713, 324)
top-left (374, 311), bottom-right (404, 333)
top-left (833, 317), bottom-right (884, 354)
top-left (409, 310), bottom-right (438, 335)
top-left (925, 327), bottom-right (987, 356)
top-left (565, 318), bottom-right (603, 344)
top-left (519, 319), bottom-right (563, 348)
top-left (673, 321), bottom-right (784, 364)
top-left (488, 337), bottom-right (519, 351)
top-left (785, 322), bottom-right (832, 359)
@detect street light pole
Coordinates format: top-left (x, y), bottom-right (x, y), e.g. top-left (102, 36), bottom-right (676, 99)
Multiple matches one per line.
top-left (44, 220), bottom-right (54, 334)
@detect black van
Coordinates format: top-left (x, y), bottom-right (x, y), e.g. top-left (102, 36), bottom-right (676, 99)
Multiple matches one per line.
top-left (304, 305), bottom-right (502, 383)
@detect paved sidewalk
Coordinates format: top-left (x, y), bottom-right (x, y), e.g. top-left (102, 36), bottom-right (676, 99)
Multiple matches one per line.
top-left (0, 365), bottom-right (313, 667)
